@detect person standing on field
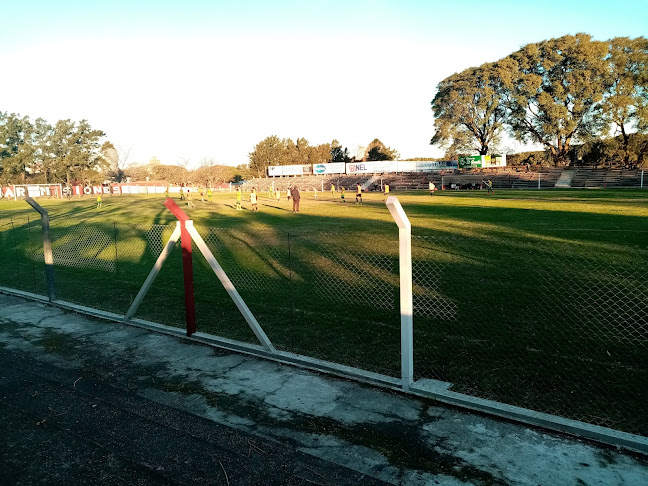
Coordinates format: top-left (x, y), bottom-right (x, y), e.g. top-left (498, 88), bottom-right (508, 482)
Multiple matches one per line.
top-left (341, 186), bottom-right (346, 202)
top-left (384, 183), bottom-right (390, 201)
top-left (250, 188), bottom-right (258, 211)
top-left (96, 194), bottom-right (102, 209)
top-left (235, 187), bottom-right (242, 210)
top-left (186, 189), bottom-right (194, 208)
top-left (291, 185), bottom-right (301, 213)
top-left (429, 181), bottom-right (436, 196)
top-left (207, 187), bottom-right (212, 202)
top-left (355, 183), bottom-right (363, 204)
top-left (331, 184), bottom-right (335, 197)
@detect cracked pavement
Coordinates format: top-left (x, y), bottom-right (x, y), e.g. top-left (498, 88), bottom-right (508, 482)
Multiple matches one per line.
top-left (0, 293), bottom-right (646, 485)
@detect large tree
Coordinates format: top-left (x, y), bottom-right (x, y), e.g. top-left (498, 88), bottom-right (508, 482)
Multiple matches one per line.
top-left (505, 33), bottom-right (610, 166)
top-left (601, 36), bottom-right (648, 166)
top-left (431, 62), bottom-right (508, 156)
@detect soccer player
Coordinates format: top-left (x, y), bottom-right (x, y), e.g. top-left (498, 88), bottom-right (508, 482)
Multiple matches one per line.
top-left (355, 183), bottom-right (363, 204)
top-left (96, 194), bottom-right (102, 209)
top-left (250, 188), bottom-right (258, 211)
top-left (487, 179), bottom-right (493, 194)
top-left (384, 183), bottom-right (390, 201)
top-left (207, 187), bottom-right (213, 202)
top-left (429, 181), bottom-right (436, 196)
top-left (164, 187), bottom-right (169, 199)
top-left (186, 189), bottom-right (194, 208)
top-left (330, 184), bottom-right (335, 197)
top-left (341, 186), bottom-right (346, 202)
top-left (235, 187), bottom-right (242, 210)
top-left (275, 188), bottom-right (281, 203)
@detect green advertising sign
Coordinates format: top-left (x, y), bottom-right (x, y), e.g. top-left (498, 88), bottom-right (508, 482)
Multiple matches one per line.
top-left (458, 156), bottom-right (482, 169)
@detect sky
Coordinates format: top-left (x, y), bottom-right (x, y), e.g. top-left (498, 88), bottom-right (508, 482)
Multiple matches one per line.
top-left (1, 0), bottom-right (647, 168)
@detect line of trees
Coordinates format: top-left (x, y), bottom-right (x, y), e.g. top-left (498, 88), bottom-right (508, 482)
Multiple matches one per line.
top-left (0, 112), bottom-right (109, 185)
top-left (431, 34), bottom-right (648, 167)
top-left (248, 137), bottom-right (399, 176)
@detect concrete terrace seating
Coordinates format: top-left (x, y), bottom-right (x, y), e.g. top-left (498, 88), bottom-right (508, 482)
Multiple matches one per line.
top-left (239, 167), bottom-right (646, 193)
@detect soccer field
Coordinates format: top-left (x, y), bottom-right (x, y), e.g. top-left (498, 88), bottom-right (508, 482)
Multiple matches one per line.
top-left (1, 189), bottom-right (647, 435)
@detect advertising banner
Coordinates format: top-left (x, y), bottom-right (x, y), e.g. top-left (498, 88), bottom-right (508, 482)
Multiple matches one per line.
top-left (415, 161), bottom-right (459, 171)
top-left (313, 162), bottom-right (346, 175)
top-left (346, 161), bottom-right (399, 174)
top-left (267, 165), bottom-right (305, 177)
top-left (397, 161), bottom-right (417, 172)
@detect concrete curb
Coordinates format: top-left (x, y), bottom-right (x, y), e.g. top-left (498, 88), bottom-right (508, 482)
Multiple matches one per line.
top-left (1, 285), bottom-right (646, 456)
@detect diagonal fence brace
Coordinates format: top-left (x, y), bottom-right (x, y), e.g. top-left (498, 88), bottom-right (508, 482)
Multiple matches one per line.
top-left (163, 198), bottom-right (275, 351)
top-left (184, 221), bottom-right (276, 352)
top-left (124, 223), bottom-right (182, 322)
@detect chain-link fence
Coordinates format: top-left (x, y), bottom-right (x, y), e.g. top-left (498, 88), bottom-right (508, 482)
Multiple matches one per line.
top-left (412, 232), bottom-right (647, 436)
top-left (1, 218), bottom-right (646, 436)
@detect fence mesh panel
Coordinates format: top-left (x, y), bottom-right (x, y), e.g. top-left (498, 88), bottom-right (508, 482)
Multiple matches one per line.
top-left (2, 218), bottom-right (646, 436)
top-left (0, 218), bottom-right (48, 296)
top-left (412, 233), bottom-right (648, 435)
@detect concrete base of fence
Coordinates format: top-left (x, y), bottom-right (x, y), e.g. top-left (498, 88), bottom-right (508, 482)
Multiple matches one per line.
top-left (1, 285), bottom-right (646, 456)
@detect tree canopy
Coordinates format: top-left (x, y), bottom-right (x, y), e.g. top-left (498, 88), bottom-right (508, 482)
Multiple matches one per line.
top-left (431, 62), bottom-right (508, 156)
top-left (430, 34), bottom-right (648, 167)
top-left (0, 112), bottom-right (107, 184)
top-left (364, 139), bottom-right (399, 161)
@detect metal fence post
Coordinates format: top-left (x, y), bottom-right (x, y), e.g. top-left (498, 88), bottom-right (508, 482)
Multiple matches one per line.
top-left (25, 197), bottom-right (56, 302)
top-left (385, 196), bottom-right (413, 390)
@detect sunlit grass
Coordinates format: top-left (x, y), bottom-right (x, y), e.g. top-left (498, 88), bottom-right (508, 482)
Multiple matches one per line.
top-left (1, 188), bottom-right (647, 434)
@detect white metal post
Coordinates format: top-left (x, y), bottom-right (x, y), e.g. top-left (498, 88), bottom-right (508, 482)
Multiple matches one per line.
top-left (538, 172), bottom-right (541, 189)
top-left (25, 197), bottom-right (56, 302)
top-left (185, 222), bottom-right (276, 352)
top-left (642, 171), bottom-right (644, 189)
top-left (124, 223), bottom-right (182, 322)
top-left (385, 196), bottom-right (413, 390)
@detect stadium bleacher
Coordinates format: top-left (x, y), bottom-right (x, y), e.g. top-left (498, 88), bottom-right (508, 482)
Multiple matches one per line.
top-left (239, 167), bottom-right (646, 192)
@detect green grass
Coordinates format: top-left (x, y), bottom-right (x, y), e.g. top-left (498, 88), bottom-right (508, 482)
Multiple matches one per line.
top-left (1, 188), bottom-right (647, 435)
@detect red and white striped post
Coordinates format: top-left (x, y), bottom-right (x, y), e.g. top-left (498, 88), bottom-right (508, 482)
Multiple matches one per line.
top-left (164, 198), bottom-right (197, 336)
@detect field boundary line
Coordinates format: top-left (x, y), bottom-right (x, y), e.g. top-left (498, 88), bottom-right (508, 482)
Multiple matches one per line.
top-left (1, 285), bottom-right (646, 456)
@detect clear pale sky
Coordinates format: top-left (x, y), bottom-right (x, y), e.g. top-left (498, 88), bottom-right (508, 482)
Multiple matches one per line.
top-left (1, 0), bottom-right (646, 167)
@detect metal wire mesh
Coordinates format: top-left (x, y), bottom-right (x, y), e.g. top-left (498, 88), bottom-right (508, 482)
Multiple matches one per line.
top-left (2, 217), bottom-right (646, 435)
top-left (0, 217), bottom-right (48, 296)
top-left (412, 233), bottom-right (648, 435)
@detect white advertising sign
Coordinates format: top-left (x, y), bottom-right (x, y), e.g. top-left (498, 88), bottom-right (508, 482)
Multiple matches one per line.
top-left (313, 162), bottom-right (346, 174)
top-left (346, 161), bottom-right (399, 174)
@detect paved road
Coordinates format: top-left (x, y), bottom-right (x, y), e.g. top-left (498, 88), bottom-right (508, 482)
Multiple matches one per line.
top-left (0, 293), bottom-right (646, 485)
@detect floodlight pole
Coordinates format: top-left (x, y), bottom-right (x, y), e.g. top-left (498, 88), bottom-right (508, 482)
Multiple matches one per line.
top-left (164, 198), bottom-right (197, 336)
top-left (385, 196), bottom-right (414, 390)
top-left (25, 197), bottom-right (56, 302)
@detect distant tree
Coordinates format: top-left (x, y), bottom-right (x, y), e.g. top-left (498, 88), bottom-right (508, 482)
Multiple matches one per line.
top-left (249, 135), bottom-right (285, 176)
top-left (0, 112), bottom-right (34, 183)
top-left (194, 159), bottom-right (237, 186)
top-left (601, 36), bottom-right (648, 166)
top-left (364, 139), bottom-right (399, 161)
top-left (330, 139), bottom-right (351, 162)
top-left (505, 34), bottom-right (610, 166)
top-left (431, 61), bottom-right (508, 156)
